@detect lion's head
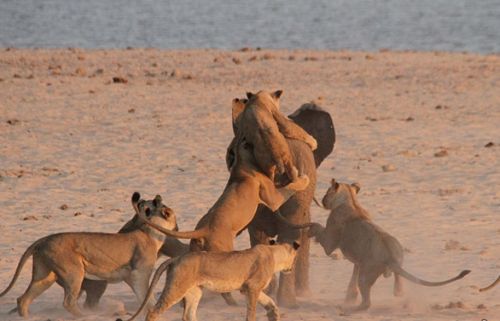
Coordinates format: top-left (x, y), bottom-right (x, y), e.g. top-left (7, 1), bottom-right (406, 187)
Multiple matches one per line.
top-left (131, 192), bottom-right (178, 232)
top-left (322, 179), bottom-right (360, 210)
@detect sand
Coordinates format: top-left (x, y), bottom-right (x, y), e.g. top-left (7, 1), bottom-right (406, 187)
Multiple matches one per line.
top-left (0, 48), bottom-right (498, 321)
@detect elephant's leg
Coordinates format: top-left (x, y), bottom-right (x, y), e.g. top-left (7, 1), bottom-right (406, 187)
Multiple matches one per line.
top-left (294, 228), bottom-right (311, 296)
top-left (277, 204), bottom-right (312, 306)
top-left (248, 211), bottom-right (278, 295)
top-left (277, 267), bottom-right (297, 308)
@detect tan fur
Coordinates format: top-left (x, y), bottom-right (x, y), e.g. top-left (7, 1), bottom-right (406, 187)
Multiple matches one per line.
top-left (137, 138), bottom-right (309, 253)
top-left (0, 193), bottom-right (177, 318)
top-left (121, 242), bottom-right (300, 321)
top-left (479, 275), bottom-right (499, 292)
top-left (308, 179), bottom-right (471, 312)
top-left (80, 199), bottom-right (188, 309)
top-left (232, 90), bottom-right (317, 183)
top-left (137, 137), bottom-right (309, 306)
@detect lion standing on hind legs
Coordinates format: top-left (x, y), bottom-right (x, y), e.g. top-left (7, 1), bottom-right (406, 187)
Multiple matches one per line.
top-left (231, 90), bottom-right (317, 185)
top-left (308, 178), bottom-right (471, 312)
top-left (228, 100), bottom-right (336, 307)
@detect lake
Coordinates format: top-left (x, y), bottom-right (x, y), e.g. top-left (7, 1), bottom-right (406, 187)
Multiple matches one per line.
top-left (0, 0), bottom-right (499, 53)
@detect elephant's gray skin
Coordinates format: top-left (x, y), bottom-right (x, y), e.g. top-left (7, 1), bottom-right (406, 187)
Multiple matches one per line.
top-left (226, 103), bottom-right (335, 307)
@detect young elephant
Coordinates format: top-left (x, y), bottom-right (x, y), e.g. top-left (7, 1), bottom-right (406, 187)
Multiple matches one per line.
top-left (232, 90), bottom-right (317, 185)
top-left (308, 179), bottom-right (471, 312)
top-left (119, 241), bottom-right (300, 321)
top-left (0, 192), bottom-right (177, 317)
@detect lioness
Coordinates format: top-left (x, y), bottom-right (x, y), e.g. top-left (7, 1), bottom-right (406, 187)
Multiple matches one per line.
top-left (232, 90), bottom-right (317, 184)
top-left (137, 138), bottom-right (309, 306)
top-left (81, 196), bottom-right (189, 309)
top-left (0, 192), bottom-right (176, 317)
top-left (137, 138), bottom-right (309, 253)
top-left (119, 241), bottom-right (300, 321)
top-left (308, 179), bottom-right (471, 312)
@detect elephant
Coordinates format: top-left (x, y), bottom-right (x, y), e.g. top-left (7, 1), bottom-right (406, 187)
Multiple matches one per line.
top-left (226, 102), bottom-right (335, 307)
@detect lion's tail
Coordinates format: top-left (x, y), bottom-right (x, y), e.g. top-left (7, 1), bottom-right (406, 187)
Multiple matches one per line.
top-left (479, 275), bottom-right (500, 292)
top-left (388, 261), bottom-right (470, 287)
top-left (0, 236), bottom-right (48, 297)
top-left (117, 258), bottom-right (176, 321)
top-left (275, 210), bottom-right (315, 229)
top-left (139, 212), bottom-right (207, 240)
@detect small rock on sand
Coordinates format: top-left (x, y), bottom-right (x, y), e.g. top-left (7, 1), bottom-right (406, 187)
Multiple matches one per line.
top-left (112, 76), bottom-right (128, 84)
top-left (444, 239), bottom-right (469, 251)
top-left (434, 150), bottom-right (448, 157)
top-left (484, 142), bottom-right (494, 148)
top-left (6, 119), bottom-right (20, 125)
top-left (382, 164), bottom-right (397, 172)
top-left (59, 204), bottom-right (68, 210)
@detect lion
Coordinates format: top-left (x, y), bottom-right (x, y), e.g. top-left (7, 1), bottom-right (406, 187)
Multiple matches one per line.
top-left (0, 192), bottom-right (177, 317)
top-left (80, 197), bottom-right (189, 309)
top-left (136, 137), bottom-right (309, 305)
top-left (479, 275), bottom-right (499, 292)
top-left (118, 241), bottom-right (300, 321)
top-left (308, 179), bottom-right (471, 312)
top-left (232, 90), bottom-right (317, 185)
top-left (136, 137), bottom-right (309, 253)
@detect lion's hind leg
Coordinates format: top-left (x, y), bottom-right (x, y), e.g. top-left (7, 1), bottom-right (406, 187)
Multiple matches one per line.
top-left (146, 281), bottom-right (193, 321)
top-left (345, 265), bottom-right (360, 304)
top-left (17, 259), bottom-right (57, 317)
top-left (393, 273), bottom-right (404, 297)
top-left (347, 265), bottom-right (383, 312)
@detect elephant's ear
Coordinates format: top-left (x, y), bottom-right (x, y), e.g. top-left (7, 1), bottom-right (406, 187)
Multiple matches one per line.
top-left (288, 103), bottom-right (335, 168)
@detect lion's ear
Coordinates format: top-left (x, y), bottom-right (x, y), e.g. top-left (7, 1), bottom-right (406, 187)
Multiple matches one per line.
top-left (351, 182), bottom-right (361, 194)
top-left (272, 90), bottom-right (283, 99)
top-left (131, 192), bottom-right (141, 214)
top-left (132, 192), bottom-right (141, 204)
top-left (153, 194), bottom-right (162, 207)
top-left (246, 92), bottom-right (255, 99)
top-left (293, 241), bottom-right (300, 250)
top-left (232, 98), bottom-right (245, 126)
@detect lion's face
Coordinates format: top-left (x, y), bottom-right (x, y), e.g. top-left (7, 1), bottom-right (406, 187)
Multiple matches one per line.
top-left (231, 89), bottom-right (283, 135)
top-left (272, 241), bottom-right (300, 274)
top-left (322, 179), bottom-right (361, 210)
top-left (133, 193), bottom-right (178, 231)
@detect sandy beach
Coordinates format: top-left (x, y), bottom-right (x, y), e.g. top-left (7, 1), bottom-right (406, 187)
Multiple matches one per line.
top-left (0, 48), bottom-right (498, 321)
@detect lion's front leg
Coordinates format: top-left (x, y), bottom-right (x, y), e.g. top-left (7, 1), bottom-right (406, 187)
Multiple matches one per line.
top-left (182, 287), bottom-right (202, 321)
top-left (258, 174), bottom-right (309, 212)
top-left (257, 291), bottom-right (280, 321)
top-left (244, 288), bottom-right (259, 321)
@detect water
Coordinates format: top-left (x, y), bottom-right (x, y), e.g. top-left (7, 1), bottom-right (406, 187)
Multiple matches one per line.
top-left (0, 0), bottom-right (499, 53)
